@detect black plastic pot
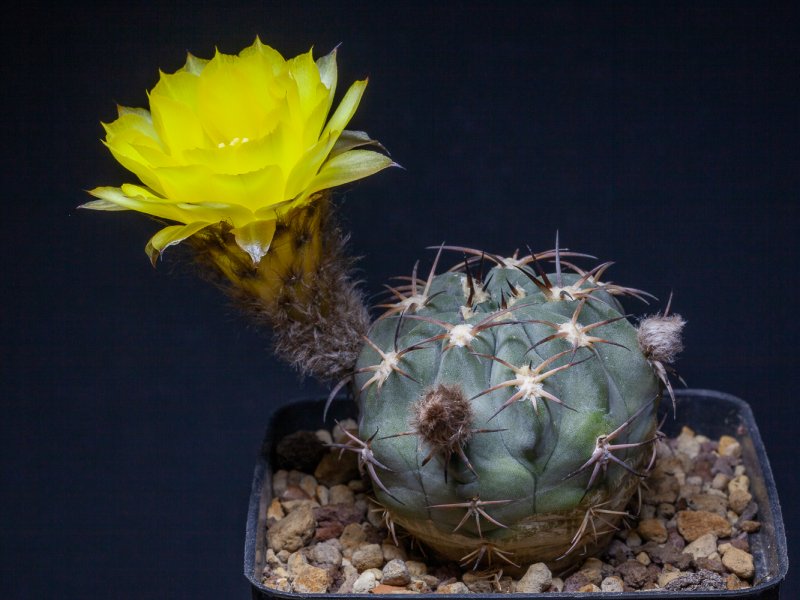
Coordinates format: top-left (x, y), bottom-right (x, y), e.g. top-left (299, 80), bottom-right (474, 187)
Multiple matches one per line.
top-left (245, 389), bottom-right (787, 599)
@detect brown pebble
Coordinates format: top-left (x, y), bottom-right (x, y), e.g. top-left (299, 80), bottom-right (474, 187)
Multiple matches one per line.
top-left (616, 559), bottom-right (649, 588)
top-left (721, 546), bottom-right (754, 580)
top-left (281, 484), bottom-right (310, 501)
top-left (740, 520), bottom-right (761, 533)
top-left (718, 435), bottom-right (742, 458)
top-left (729, 489), bottom-right (753, 514)
top-left (638, 518), bottom-right (668, 543)
top-left (371, 584), bottom-right (415, 594)
top-left (726, 573), bottom-right (751, 590)
top-left (676, 510), bottom-right (732, 541)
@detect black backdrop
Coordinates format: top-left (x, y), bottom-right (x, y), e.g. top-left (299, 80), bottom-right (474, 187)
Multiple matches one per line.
top-left (2, 2), bottom-right (797, 598)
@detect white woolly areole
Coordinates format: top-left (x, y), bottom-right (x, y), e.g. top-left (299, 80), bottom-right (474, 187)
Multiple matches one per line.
top-left (449, 324), bottom-right (475, 347)
top-left (548, 285), bottom-right (581, 302)
top-left (517, 367), bottom-right (544, 400)
top-left (399, 294), bottom-right (427, 312)
top-left (637, 314), bottom-right (686, 364)
top-left (461, 275), bottom-right (490, 306)
top-left (558, 321), bottom-right (591, 347)
top-left (500, 256), bottom-right (525, 268)
top-left (375, 351), bottom-right (400, 387)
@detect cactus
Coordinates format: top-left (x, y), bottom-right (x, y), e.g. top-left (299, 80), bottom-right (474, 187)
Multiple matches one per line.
top-left (84, 37), bottom-right (686, 575)
top-left (342, 241), bottom-right (683, 571)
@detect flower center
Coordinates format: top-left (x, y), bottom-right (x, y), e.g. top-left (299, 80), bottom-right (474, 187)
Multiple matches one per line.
top-left (216, 137), bottom-right (251, 149)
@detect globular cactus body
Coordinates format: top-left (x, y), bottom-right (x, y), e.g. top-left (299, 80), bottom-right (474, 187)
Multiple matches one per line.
top-left (352, 247), bottom-right (672, 570)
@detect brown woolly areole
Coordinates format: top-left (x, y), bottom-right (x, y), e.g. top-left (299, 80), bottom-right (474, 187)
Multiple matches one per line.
top-left (412, 384), bottom-right (475, 452)
top-left (188, 195), bottom-right (370, 382)
top-left (637, 314), bottom-right (686, 365)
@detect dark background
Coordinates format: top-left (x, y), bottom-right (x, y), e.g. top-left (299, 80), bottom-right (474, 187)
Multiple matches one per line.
top-left (2, 2), bottom-right (797, 598)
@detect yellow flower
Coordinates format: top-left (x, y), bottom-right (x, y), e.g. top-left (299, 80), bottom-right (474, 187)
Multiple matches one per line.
top-left (82, 38), bottom-right (394, 264)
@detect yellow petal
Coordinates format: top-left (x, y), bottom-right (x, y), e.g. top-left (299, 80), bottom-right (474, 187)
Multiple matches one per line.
top-left (182, 52), bottom-right (208, 75)
top-left (231, 219), bottom-right (277, 264)
top-left (79, 196), bottom-right (130, 211)
top-left (86, 185), bottom-right (253, 225)
top-left (322, 79), bottom-right (366, 140)
top-left (153, 164), bottom-right (285, 214)
top-left (197, 49), bottom-right (281, 143)
top-left (145, 221), bottom-right (212, 265)
top-left (181, 126), bottom-right (289, 175)
top-left (299, 149), bottom-right (396, 202)
top-left (149, 87), bottom-right (207, 154)
top-left (316, 47), bottom-right (338, 103)
top-left (283, 131), bottom-right (336, 200)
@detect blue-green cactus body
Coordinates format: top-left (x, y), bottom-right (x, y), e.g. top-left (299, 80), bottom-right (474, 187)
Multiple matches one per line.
top-left (354, 256), bottom-right (662, 569)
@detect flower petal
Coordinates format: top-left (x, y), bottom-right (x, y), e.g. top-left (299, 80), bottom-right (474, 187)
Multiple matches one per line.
top-left (322, 79), bottom-right (367, 140)
top-left (299, 149), bottom-right (396, 202)
top-left (145, 221), bottom-right (213, 266)
top-left (85, 185), bottom-right (253, 225)
top-left (153, 164), bottom-right (285, 215)
top-left (231, 219), bottom-right (277, 265)
top-left (330, 129), bottom-right (388, 159)
top-left (149, 78), bottom-right (207, 154)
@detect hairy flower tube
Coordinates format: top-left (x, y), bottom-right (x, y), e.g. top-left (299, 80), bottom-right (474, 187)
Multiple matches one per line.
top-left (82, 38), bottom-right (393, 265)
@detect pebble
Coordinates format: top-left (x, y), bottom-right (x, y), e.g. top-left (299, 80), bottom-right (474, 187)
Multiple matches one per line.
top-left (436, 581), bottom-right (470, 594)
top-left (721, 546), bottom-right (755, 579)
top-left (339, 523), bottom-right (367, 554)
top-left (689, 492), bottom-right (728, 516)
top-left (617, 559), bottom-right (649, 588)
top-left (299, 474), bottom-right (318, 498)
top-left (638, 517), bottom-right (668, 543)
top-left (329, 484), bottom-right (355, 505)
top-left (372, 583), bottom-right (415, 594)
top-left (267, 498), bottom-right (284, 521)
top-left (382, 542), bottom-right (407, 562)
top-left (711, 472), bottom-right (731, 490)
top-left (515, 562), bottom-right (551, 593)
top-left (726, 573), bottom-right (751, 590)
top-left (718, 435), bottom-right (742, 458)
top-left (310, 540), bottom-right (342, 567)
top-left (314, 451), bottom-right (360, 486)
top-left (382, 559), bottom-right (411, 586)
top-left (315, 429), bottom-right (333, 445)
top-left (548, 577), bottom-right (564, 592)
top-left (579, 557), bottom-right (604, 584)
top-left (352, 570), bottom-right (378, 593)
top-left (729, 489), bottom-right (753, 514)
top-left (351, 543), bottom-right (384, 571)
top-left (625, 529), bottom-right (642, 547)
top-left (406, 560), bottom-right (427, 576)
top-left (676, 509), bottom-right (732, 541)
top-left (578, 583), bottom-right (601, 592)
top-left (267, 503), bottom-right (315, 552)
top-left (292, 561), bottom-right (331, 593)
top-left (272, 470), bottom-right (288, 497)
top-left (683, 533), bottom-right (718, 560)
top-left (316, 484), bottom-right (330, 505)
top-left (657, 569), bottom-right (684, 588)
top-left (600, 575), bottom-right (624, 592)
top-left (663, 569), bottom-right (726, 591)
top-left (332, 419), bottom-right (358, 444)
top-left (676, 426), bottom-right (701, 458)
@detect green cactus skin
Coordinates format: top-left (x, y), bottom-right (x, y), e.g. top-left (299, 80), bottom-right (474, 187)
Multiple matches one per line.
top-left (351, 246), bottom-right (667, 571)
